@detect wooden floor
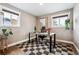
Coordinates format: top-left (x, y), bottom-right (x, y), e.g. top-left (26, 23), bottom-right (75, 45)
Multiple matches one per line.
top-left (0, 46), bottom-right (25, 55)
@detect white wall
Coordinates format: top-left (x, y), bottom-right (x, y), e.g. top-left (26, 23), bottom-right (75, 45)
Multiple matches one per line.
top-left (0, 4), bottom-right (36, 45)
top-left (73, 4), bottom-right (79, 48)
top-left (52, 28), bottom-right (73, 41)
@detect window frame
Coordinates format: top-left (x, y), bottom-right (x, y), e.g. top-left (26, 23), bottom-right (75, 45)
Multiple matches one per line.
top-left (51, 12), bottom-right (70, 28)
top-left (1, 6), bottom-right (20, 27)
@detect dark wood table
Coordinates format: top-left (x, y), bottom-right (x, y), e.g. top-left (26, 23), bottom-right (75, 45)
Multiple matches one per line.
top-left (36, 32), bottom-right (56, 53)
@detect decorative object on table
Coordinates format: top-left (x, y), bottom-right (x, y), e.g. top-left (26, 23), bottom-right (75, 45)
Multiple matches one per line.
top-left (34, 26), bottom-right (36, 32)
top-left (65, 19), bottom-right (70, 30)
top-left (46, 28), bottom-right (51, 34)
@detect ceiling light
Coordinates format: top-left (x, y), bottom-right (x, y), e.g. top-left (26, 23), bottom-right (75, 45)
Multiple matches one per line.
top-left (40, 3), bottom-right (43, 5)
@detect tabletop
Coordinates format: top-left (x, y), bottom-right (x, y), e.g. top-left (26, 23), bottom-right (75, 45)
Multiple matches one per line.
top-left (36, 32), bottom-right (55, 36)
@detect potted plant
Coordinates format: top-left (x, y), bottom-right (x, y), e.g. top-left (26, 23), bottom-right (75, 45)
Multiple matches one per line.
top-left (2, 28), bottom-right (13, 37)
top-left (65, 19), bottom-right (70, 30)
top-left (0, 28), bottom-right (13, 54)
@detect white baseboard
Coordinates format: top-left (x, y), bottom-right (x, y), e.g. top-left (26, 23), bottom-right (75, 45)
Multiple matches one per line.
top-left (7, 39), bottom-right (28, 48)
top-left (56, 39), bottom-right (73, 44)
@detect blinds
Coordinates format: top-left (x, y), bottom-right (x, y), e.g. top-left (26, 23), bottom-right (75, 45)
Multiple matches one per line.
top-left (2, 9), bottom-right (19, 16)
top-left (53, 14), bottom-right (68, 19)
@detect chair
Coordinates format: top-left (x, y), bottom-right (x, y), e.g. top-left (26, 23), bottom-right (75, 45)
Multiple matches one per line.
top-left (38, 26), bottom-right (47, 41)
top-left (41, 26), bottom-right (46, 32)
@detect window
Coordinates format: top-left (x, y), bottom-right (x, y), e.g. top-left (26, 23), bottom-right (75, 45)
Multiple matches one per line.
top-left (52, 14), bottom-right (68, 27)
top-left (2, 9), bottom-right (20, 27)
top-left (0, 12), bottom-right (4, 27)
top-left (40, 18), bottom-right (46, 27)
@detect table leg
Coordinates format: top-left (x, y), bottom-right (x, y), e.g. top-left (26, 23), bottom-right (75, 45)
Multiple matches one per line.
top-left (50, 36), bottom-right (52, 53)
top-left (29, 33), bottom-right (30, 43)
top-left (53, 34), bottom-right (56, 48)
top-left (36, 34), bottom-right (38, 44)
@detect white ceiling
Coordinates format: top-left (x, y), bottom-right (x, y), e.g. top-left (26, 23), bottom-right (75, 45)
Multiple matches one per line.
top-left (9, 3), bottom-right (75, 16)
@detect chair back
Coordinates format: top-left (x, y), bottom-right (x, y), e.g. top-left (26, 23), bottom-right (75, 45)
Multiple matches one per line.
top-left (41, 26), bottom-right (46, 32)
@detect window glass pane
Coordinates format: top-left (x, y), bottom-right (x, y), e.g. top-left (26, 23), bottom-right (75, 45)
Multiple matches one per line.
top-left (53, 18), bottom-right (60, 27)
top-left (60, 17), bottom-right (68, 27)
top-left (11, 14), bottom-right (18, 27)
top-left (40, 18), bottom-right (46, 27)
top-left (3, 11), bottom-right (11, 27)
top-left (0, 12), bottom-right (4, 27)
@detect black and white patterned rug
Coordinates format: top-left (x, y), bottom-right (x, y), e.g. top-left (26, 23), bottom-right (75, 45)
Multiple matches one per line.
top-left (16, 39), bottom-right (78, 55)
